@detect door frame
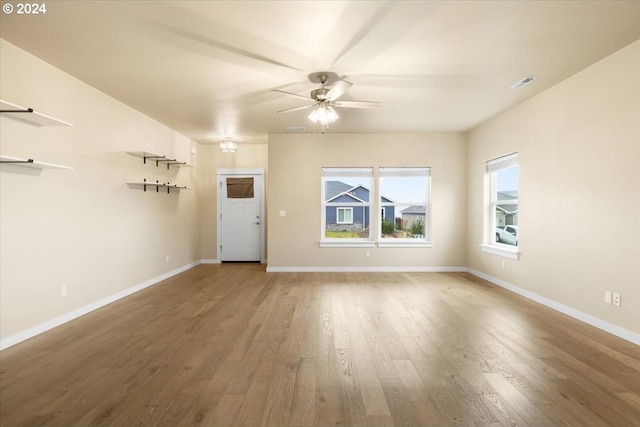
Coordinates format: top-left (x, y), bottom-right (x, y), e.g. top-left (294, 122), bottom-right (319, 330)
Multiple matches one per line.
top-left (216, 168), bottom-right (266, 263)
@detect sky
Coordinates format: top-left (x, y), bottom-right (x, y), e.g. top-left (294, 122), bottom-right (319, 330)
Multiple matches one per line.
top-left (326, 164), bottom-right (518, 205)
top-left (497, 165), bottom-right (519, 192)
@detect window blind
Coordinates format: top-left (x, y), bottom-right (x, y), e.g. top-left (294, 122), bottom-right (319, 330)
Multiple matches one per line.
top-left (486, 153), bottom-right (518, 173)
top-left (379, 167), bottom-right (431, 177)
top-left (321, 167), bottom-right (373, 177)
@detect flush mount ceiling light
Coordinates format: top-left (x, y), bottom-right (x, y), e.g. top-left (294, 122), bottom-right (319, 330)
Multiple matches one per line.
top-left (219, 139), bottom-right (237, 153)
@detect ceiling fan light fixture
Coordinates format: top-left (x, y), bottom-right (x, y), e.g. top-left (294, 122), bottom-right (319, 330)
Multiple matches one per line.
top-left (219, 139), bottom-right (237, 153)
top-left (274, 71), bottom-right (378, 133)
top-left (308, 105), bottom-right (339, 125)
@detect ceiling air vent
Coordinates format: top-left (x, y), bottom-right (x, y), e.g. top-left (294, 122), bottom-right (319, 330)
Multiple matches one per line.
top-left (511, 76), bottom-right (538, 89)
top-left (286, 126), bottom-right (306, 132)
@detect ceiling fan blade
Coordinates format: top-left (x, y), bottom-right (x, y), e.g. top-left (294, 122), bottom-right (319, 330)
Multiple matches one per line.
top-left (334, 100), bottom-right (381, 109)
top-left (346, 74), bottom-right (480, 89)
top-left (276, 104), bottom-right (313, 114)
top-left (329, 2), bottom-right (397, 68)
top-left (325, 79), bottom-right (353, 101)
top-left (272, 89), bottom-right (312, 101)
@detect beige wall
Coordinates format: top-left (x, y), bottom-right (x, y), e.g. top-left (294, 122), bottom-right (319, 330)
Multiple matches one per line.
top-left (197, 142), bottom-right (268, 261)
top-left (466, 40), bottom-right (640, 335)
top-left (2, 34), bottom-right (638, 345)
top-left (267, 133), bottom-right (467, 269)
top-left (0, 40), bottom-right (200, 341)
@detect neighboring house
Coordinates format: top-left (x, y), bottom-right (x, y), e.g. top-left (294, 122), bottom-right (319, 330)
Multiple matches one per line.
top-left (496, 191), bottom-right (518, 226)
top-left (325, 181), bottom-right (394, 231)
top-left (401, 205), bottom-right (427, 231)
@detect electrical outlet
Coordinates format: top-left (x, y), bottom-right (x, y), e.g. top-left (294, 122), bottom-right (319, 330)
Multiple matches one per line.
top-left (613, 293), bottom-right (621, 307)
top-left (166, 255), bottom-right (170, 263)
top-left (605, 291), bottom-right (612, 304)
top-left (365, 250), bottom-right (370, 258)
top-left (61, 285), bottom-right (67, 297)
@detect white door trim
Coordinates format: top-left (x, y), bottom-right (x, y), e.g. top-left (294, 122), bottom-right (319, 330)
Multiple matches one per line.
top-left (217, 168), bottom-right (264, 176)
top-left (216, 169), bottom-right (266, 263)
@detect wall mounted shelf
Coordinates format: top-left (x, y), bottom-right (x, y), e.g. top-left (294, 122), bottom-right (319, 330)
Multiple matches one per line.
top-left (127, 179), bottom-right (194, 194)
top-left (127, 151), bottom-right (192, 170)
top-left (0, 100), bottom-right (73, 127)
top-left (0, 155), bottom-right (73, 170)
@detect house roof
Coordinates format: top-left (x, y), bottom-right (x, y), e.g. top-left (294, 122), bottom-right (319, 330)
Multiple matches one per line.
top-left (326, 191), bottom-right (367, 204)
top-left (325, 181), bottom-right (355, 201)
top-left (401, 205), bottom-right (426, 215)
top-left (496, 205), bottom-right (518, 215)
top-left (496, 191), bottom-right (518, 214)
top-left (497, 191), bottom-right (518, 201)
top-left (325, 181), bottom-right (393, 204)
top-left (325, 183), bottom-right (369, 203)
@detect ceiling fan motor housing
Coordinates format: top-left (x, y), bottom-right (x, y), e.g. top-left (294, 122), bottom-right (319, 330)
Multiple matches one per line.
top-left (311, 88), bottom-right (330, 101)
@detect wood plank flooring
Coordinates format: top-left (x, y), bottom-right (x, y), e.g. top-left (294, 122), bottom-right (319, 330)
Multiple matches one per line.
top-left (1, 264), bottom-right (639, 426)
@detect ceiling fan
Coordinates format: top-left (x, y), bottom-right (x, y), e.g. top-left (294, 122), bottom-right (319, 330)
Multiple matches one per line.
top-left (272, 72), bottom-right (381, 130)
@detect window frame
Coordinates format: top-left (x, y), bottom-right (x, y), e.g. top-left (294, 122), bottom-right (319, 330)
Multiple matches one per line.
top-left (378, 167), bottom-right (433, 248)
top-left (480, 153), bottom-right (520, 259)
top-left (320, 167), bottom-right (375, 248)
top-left (336, 207), bottom-right (354, 224)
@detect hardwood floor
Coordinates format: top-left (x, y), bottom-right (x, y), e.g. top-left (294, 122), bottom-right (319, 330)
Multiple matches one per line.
top-left (1, 264), bottom-right (639, 426)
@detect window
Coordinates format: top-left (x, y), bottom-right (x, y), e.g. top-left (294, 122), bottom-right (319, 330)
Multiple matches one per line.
top-left (482, 153), bottom-right (519, 258)
top-left (379, 167), bottom-right (431, 246)
top-left (321, 167), bottom-right (373, 245)
top-left (226, 177), bottom-right (254, 198)
top-left (336, 207), bottom-right (353, 224)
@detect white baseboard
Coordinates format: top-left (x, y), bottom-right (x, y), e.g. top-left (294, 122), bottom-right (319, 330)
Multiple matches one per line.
top-left (466, 268), bottom-right (640, 346)
top-left (203, 259), bottom-right (265, 264)
top-left (4, 263), bottom-right (636, 350)
top-left (0, 261), bottom-right (201, 351)
top-left (265, 266), bottom-right (467, 273)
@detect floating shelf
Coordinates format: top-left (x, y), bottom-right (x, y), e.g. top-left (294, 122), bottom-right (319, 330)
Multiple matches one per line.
top-left (0, 100), bottom-right (73, 127)
top-left (127, 151), bottom-right (191, 169)
top-left (127, 179), bottom-right (194, 193)
top-left (0, 155), bottom-right (73, 170)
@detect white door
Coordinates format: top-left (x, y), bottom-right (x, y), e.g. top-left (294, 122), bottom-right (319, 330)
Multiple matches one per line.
top-left (217, 171), bottom-right (264, 262)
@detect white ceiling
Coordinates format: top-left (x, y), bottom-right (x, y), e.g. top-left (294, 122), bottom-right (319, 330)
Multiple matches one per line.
top-left (2, 1), bottom-right (639, 144)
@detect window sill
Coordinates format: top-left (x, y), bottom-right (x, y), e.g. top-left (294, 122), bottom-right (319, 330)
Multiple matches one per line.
top-left (378, 240), bottom-right (433, 248)
top-left (479, 244), bottom-right (520, 260)
top-left (319, 240), bottom-right (434, 248)
top-left (320, 240), bottom-right (375, 248)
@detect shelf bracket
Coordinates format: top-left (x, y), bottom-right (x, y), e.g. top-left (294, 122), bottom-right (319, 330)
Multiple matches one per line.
top-left (0, 108), bottom-right (34, 114)
top-left (165, 160), bottom-right (187, 169)
top-left (130, 179), bottom-right (188, 194)
top-left (0, 158), bottom-right (34, 164)
top-left (156, 157), bottom-right (178, 169)
top-left (142, 154), bottom-right (166, 166)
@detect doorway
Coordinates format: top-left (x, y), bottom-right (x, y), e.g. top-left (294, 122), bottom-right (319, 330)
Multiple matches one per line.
top-left (217, 169), bottom-right (265, 262)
